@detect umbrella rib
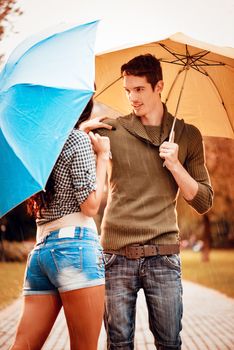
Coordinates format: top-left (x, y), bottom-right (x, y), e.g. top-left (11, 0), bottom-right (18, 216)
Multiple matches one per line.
top-left (164, 67), bottom-right (189, 140)
top-left (190, 51), bottom-right (210, 65)
top-left (161, 60), bottom-right (187, 67)
top-left (95, 76), bottom-right (122, 98)
top-left (204, 69), bottom-right (234, 134)
top-left (160, 44), bottom-right (211, 67)
top-left (189, 64), bottom-right (209, 75)
top-left (195, 58), bottom-right (225, 66)
top-left (170, 68), bottom-right (189, 138)
top-left (150, 42), bottom-right (234, 69)
top-left (164, 68), bottom-right (185, 105)
top-left (194, 62), bottom-right (225, 67)
top-left (160, 44), bottom-right (228, 70)
top-left (159, 44), bottom-right (187, 66)
top-left (189, 53), bottom-right (212, 69)
top-left (162, 59), bottom-right (227, 68)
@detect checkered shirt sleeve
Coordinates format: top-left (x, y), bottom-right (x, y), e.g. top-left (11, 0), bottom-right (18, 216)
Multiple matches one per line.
top-left (68, 130), bottom-right (97, 204)
top-left (36, 130), bottom-right (97, 224)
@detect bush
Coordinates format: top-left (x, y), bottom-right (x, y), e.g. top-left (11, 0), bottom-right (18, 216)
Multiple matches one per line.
top-left (0, 240), bottom-right (34, 262)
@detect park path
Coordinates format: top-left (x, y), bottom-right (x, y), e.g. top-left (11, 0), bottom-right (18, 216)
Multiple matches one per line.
top-left (0, 280), bottom-right (234, 349)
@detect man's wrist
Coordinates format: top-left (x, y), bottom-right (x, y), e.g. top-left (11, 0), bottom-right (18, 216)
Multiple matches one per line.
top-left (168, 160), bottom-right (181, 174)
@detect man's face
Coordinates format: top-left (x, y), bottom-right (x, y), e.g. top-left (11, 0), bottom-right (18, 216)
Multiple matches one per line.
top-left (123, 74), bottom-right (163, 118)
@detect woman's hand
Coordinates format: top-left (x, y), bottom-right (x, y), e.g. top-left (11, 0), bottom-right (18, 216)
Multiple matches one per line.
top-left (89, 131), bottom-right (110, 159)
top-left (79, 116), bottom-right (113, 133)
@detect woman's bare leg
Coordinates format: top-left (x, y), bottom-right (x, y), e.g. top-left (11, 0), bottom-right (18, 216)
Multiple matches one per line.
top-left (60, 285), bottom-right (105, 350)
top-left (10, 294), bottom-right (62, 350)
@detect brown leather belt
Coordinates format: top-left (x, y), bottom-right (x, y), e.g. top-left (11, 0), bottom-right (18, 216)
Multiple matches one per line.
top-left (104, 244), bottom-right (180, 260)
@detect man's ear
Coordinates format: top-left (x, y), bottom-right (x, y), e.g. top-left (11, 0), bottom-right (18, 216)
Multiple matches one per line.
top-left (155, 80), bottom-right (164, 93)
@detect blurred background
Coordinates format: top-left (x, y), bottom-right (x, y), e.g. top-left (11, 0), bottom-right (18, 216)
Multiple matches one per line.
top-left (0, 0), bottom-right (234, 311)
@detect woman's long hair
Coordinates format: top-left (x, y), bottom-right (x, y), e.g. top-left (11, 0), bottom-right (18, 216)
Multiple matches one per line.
top-left (27, 97), bottom-right (94, 217)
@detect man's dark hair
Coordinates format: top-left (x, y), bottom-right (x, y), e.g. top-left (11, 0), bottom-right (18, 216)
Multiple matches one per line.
top-left (121, 54), bottom-right (163, 90)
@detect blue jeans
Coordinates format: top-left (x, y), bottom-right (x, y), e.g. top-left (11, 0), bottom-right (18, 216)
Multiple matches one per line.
top-left (23, 227), bottom-right (105, 295)
top-left (104, 254), bottom-right (183, 350)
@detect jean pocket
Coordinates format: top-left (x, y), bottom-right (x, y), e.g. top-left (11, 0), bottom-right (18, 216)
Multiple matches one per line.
top-left (103, 253), bottom-right (117, 269)
top-left (162, 254), bottom-right (181, 271)
top-left (51, 247), bottom-right (82, 272)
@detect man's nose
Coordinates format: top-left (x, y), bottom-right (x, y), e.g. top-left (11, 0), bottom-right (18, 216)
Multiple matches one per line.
top-left (128, 91), bottom-right (137, 102)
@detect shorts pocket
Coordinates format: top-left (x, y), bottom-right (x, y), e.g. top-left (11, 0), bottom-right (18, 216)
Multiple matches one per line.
top-left (103, 253), bottom-right (117, 269)
top-left (51, 247), bottom-right (82, 272)
top-left (161, 254), bottom-right (181, 271)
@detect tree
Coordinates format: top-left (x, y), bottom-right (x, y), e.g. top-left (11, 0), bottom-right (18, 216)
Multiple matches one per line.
top-left (200, 214), bottom-right (212, 262)
top-left (177, 136), bottom-right (234, 252)
top-left (0, 0), bottom-right (22, 63)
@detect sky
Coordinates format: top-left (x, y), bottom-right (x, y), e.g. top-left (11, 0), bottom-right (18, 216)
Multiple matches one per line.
top-left (1, 0), bottom-right (234, 64)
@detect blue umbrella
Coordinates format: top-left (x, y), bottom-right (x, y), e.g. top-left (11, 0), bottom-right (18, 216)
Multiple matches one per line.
top-left (0, 20), bottom-right (98, 217)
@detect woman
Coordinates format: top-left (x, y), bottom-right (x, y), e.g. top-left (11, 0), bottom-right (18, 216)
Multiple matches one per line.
top-left (10, 97), bottom-right (110, 350)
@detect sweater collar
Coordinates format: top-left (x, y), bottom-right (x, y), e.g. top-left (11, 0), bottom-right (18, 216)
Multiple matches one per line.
top-left (118, 104), bottom-right (174, 146)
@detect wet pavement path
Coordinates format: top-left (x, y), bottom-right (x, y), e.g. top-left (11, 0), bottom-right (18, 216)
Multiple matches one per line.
top-left (0, 280), bottom-right (233, 349)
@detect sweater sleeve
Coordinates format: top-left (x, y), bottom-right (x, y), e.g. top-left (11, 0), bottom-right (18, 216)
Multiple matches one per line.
top-left (184, 125), bottom-right (213, 214)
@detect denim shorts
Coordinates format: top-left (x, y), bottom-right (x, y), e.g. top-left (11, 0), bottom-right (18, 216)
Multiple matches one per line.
top-left (23, 226), bottom-right (105, 296)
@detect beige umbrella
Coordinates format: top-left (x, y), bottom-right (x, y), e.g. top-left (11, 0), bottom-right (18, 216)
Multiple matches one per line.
top-left (95, 33), bottom-right (234, 139)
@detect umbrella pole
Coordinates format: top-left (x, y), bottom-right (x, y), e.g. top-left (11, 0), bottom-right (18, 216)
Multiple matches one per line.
top-left (168, 67), bottom-right (188, 142)
top-left (162, 68), bottom-right (188, 167)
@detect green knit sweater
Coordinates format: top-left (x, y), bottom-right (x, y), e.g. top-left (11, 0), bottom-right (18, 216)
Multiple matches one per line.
top-left (97, 107), bottom-right (213, 250)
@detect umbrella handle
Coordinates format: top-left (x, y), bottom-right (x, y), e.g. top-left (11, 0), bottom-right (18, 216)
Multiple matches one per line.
top-left (168, 130), bottom-right (175, 143)
top-left (162, 130), bottom-right (175, 167)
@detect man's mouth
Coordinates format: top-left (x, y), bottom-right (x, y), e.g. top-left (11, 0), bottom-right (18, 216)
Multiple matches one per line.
top-left (132, 104), bottom-right (143, 110)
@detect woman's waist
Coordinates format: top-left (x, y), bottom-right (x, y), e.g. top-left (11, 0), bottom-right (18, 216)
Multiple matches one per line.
top-left (36, 212), bottom-right (97, 243)
top-left (35, 226), bottom-right (99, 248)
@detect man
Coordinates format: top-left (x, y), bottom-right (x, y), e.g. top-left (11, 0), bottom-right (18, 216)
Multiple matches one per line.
top-left (81, 54), bottom-right (213, 350)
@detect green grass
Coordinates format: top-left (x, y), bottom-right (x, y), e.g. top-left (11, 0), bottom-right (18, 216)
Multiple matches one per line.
top-left (0, 262), bottom-right (26, 310)
top-left (181, 249), bottom-right (234, 298)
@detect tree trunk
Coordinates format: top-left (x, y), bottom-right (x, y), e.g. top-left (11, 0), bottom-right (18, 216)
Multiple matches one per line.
top-left (201, 214), bottom-right (212, 262)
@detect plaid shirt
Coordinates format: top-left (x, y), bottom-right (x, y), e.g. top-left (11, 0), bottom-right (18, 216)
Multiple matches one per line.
top-left (37, 129), bottom-right (96, 225)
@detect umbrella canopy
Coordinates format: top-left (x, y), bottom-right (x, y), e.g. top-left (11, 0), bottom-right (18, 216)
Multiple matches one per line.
top-left (0, 20), bottom-right (98, 217)
top-left (95, 32), bottom-right (234, 139)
